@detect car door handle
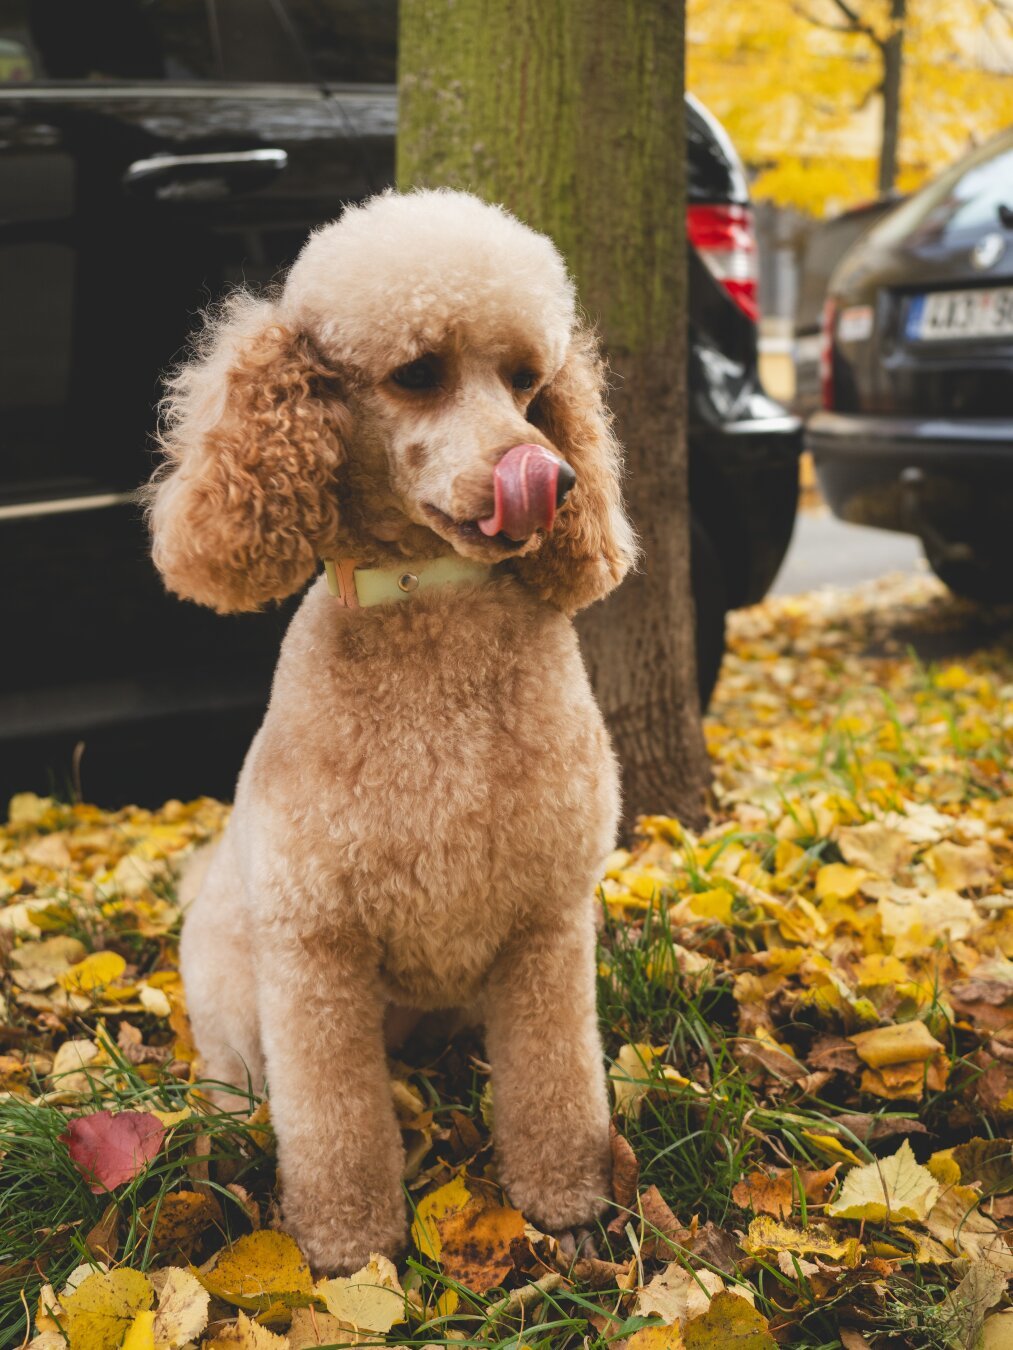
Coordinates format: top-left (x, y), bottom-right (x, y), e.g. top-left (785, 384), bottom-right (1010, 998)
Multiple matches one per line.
top-left (123, 148), bottom-right (288, 195)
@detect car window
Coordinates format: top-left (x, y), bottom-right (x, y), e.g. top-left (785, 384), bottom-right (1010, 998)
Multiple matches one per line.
top-left (0, 0), bottom-right (396, 84)
top-left (868, 132), bottom-right (1013, 247)
top-left (686, 96), bottom-right (749, 205)
top-left (285, 0), bottom-right (397, 84)
top-left (0, 0), bottom-right (215, 81)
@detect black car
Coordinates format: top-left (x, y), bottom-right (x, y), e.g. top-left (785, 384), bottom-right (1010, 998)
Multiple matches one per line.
top-left (807, 128), bottom-right (1013, 601)
top-left (0, 1), bottom-right (800, 806)
top-left (793, 196), bottom-right (903, 417)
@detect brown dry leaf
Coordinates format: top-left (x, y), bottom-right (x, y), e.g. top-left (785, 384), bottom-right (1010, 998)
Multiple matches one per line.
top-left (731, 1165), bottom-right (839, 1219)
top-left (638, 1184), bottom-right (692, 1260)
top-left (141, 1190), bottom-right (223, 1261)
top-left (850, 1021), bottom-right (944, 1069)
top-left (610, 1122), bottom-right (640, 1213)
top-left (682, 1290), bottom-right (776, 1347)
top-left (10, 935), bottom-right (86, 990)
top-left (286, 1308), bottom-right (347, 1348)
top-left (951, 1137), bottom-right (1013, 1195)
top-left (84, 1202), bottom-right (120, 1262)
top-left (410, 1173), bottom-right (525, 1292)
top-left (150, 1267), bottom-right (210, 1348)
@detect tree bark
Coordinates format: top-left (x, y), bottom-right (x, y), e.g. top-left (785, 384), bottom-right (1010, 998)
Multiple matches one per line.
top-left (878, 0), bottom-right (907, 194)
top-left (398, 0), bottom-right (710, 830)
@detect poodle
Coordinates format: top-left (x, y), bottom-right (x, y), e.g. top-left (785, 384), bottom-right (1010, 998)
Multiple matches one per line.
top-left (146, 188), bottom-right (637, 1273)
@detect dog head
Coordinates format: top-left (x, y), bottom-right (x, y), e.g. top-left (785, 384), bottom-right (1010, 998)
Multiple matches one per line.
top-left (146, 189), bottom-right (635, 615)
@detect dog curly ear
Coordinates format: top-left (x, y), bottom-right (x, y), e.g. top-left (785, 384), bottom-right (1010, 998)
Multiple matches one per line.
top-left (513, 326), bottom-right (638, 614)
top-left (145, 293), bottom-right (349, 613)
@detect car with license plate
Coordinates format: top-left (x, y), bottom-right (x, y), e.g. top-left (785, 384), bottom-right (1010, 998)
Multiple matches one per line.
top-left (0, 0), bottom-right (799, 806)
top-left (806, 128), bottom-right (1013, 601)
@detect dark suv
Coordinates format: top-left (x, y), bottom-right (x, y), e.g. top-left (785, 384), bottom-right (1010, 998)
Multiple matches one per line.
top-left (0, 0), bottom-right (800, 806)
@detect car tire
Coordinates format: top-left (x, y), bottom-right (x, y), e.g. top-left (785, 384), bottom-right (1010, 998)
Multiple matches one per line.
top-left (692, 515), bottom-right (728, 709)
top-left (924, 551), bottom-right (1013, 605)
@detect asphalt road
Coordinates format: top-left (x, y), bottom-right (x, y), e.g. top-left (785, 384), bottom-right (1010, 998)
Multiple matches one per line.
top-left (772, 508), bottom-right (923, 596)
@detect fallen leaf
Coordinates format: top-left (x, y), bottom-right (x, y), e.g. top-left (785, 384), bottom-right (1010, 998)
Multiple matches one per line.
top-left (10, 935), bottom-right (87, 990)
top-left (610, 1043), bottom-right (666, 1118)
top-left (61, 1268), bottom-right (154, 1350)
top-left (815, 863), bottom-right (866, 902)
top-left (140, 1190), bottom-right (223, 1262)
top-left (849, 1021), bottom-right (944, 1069)
top-left (924, 1182), bottom-right (1013, 1273)
top-left (411, 1174), bottom-right (525, 1292)
top-left (59, 951), bottom-right (127, 994)
top-left (925, 840), bottom-right (995, 891)
top-left (939, 1259), bottom-right (1007, 1347)
top-left (150, 1267), bottom-right (210, 1347)
top-left (286, 1308), bottom-right (347, 1348)
top-left (199, 1230), bottom-right (312, 1311)
top-left (827, 1140), bottom-right (940, 1223)
top-left (204, 1311), bottom-right (291, 1348)
top-left (627, 1326), bottom-right (686, 1350)
top-left (636, 1262), bottom-right (724, 1325)
top-left (682, 1290), bottom-right (776, 1347)
top-left (742, 1216), bottom-right (862, 1263)
top-left (731, 1165), bottom-right (838, 1219)
top-left (610, 1123), bottom-right (640, 1214)
top-left (61, 1111), bottom-right (166, 1192)
top-left (837, 822), bottom-right (915, 876)
top-left (314, 1253), bottom-right (405, 1333)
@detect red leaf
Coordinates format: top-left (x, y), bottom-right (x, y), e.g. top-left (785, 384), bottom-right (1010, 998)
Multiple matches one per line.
top-left (60, 1110), bottom-right (166, 1192)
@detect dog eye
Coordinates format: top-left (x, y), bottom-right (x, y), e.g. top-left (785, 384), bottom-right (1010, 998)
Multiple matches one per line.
top-left (512, 370), bottom-right (538, 392)
top-left (391, 357), bottom-right (441, 391)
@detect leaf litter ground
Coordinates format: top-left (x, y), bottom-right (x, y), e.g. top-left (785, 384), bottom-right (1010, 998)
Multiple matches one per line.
top-left (2, 573), bottom-right (1012, 1349)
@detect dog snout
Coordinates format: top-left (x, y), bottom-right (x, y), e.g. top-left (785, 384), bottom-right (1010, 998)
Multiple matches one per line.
top-left (555, 458), bottom-right (576, 507)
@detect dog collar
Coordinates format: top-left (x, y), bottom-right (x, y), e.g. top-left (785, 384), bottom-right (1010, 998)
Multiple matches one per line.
top-left (322, 556), bottom-right (493, 608)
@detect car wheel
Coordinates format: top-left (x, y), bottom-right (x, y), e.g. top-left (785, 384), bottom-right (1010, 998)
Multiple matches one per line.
top-left (925, 551), bottom-right (1013, 604)
top-left (692, 515), bottom-right (728, 710)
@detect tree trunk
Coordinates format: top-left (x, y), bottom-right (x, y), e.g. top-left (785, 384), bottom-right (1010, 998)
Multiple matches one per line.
top-left (878, 0), bottom-right (907, 194)
top-left (398, 0), bottom-right (710, 830)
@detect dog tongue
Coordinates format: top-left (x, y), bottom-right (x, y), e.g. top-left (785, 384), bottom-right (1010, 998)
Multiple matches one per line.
top-left (478, 444), bottom-right (560, 540)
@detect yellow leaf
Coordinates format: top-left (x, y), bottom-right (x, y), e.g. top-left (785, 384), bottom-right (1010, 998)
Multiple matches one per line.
top-left (286, 1308), bottom-right (347, 1348)
top-left (742, 1217), bottom-right (862, 1264)
top-left (314, 1254), bottom-right (405, 1333)
top-left (10, 936), bottom-right (87, 990)
top-left (204, 1311), bottom-right (291, 1348)
top-left (800, 1132), bottom-right (865, 1168)
top-left (849, 1021), bottom-right (944, 1069)
top-left (982, 1311), bottom-right (1013, 1348)
top-left (199, 1231), bottom-right (312, 1311)
top-left (610, 1043), bottom-right (666, 1118)
top-left (837, 822), bottom-right (914, 876)
top-left (683, 1291), bottom-right (776, 1348)
top-left (925, 841), bottom-right (995, 892)
top-left (827, 1140), bottom-right (940, 1224)
top-left (62, 1268), bottom-right (154, 1350)
top-left (688, 889), bottom-right (735, 924)
top-left (924, 1183), bottom-right (1013, 1273)
top-left (122, 1311), bottom-right (156, 1350)
top-left (59, 951), bottom-right (127, 994)
top-left (815, 864), bottom-right (866, 903)
top-left (628, 1326), bottom-right (687, 1350)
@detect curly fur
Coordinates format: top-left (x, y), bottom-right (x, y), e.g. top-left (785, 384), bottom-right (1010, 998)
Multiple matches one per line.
top-left (148, 189), bottom-right (636, 1272)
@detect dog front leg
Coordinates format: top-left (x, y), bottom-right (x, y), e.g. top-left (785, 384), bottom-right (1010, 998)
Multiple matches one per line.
top-left (257, 938), bottom-right (406, 1272)
top-left (484, 914), bottom-right (611, 1231)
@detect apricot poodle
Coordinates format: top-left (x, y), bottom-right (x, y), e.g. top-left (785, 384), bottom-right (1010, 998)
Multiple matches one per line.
top-left (146, 188), bottom-right (636, 1272)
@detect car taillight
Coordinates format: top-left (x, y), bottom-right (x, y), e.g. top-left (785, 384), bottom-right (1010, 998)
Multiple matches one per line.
top-left (820, 298), bottom-right (837, 410)
top-left (686, 203), bottom-right (760, 322)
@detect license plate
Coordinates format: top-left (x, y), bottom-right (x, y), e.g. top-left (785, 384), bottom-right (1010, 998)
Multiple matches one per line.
top-left (907, 286), bottom-right (1013, 341)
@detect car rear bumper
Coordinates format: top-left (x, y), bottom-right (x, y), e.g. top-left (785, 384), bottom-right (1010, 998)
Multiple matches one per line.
top-left (692, 401), bottom-right (803, 607)
top-left (807, 411), bottom-right (1013, 558)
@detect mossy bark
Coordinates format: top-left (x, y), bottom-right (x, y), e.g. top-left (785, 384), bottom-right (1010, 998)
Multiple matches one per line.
top-left (398, 0), bottom-right (709, 830)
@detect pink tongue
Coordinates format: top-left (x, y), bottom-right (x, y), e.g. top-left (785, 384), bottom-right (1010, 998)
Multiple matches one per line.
top-left (478, 443), bottom-right (561, 541)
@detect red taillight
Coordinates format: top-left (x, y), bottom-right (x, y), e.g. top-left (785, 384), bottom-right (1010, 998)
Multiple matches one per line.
top-left (820, 298), bottom-right (837, 410)
top-left (686, 203), bottom-right (760, 323)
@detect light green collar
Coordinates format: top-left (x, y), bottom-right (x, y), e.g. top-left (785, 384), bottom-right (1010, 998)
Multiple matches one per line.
top-left (322, 555), bottom-right (493, 608)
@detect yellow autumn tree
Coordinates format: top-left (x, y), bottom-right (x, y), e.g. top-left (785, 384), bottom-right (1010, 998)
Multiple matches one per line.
top-left (688, 0), bottom-right (1013, 214)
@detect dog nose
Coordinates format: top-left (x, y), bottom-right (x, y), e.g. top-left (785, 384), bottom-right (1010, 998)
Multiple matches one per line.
top-left (555, 459), bottom-right (576, 507)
